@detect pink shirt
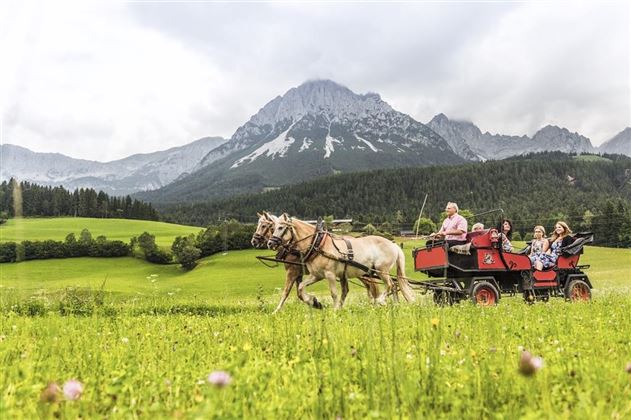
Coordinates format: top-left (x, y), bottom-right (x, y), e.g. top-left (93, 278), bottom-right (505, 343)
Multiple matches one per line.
top-left (440, 214), bottom-right (468, 241)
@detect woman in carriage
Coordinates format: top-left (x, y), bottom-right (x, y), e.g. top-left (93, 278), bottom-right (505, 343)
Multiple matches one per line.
top-left (536, 221), bottom-right (574, 270)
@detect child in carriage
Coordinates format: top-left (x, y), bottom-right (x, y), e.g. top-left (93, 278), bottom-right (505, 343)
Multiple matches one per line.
top-left (529, 225), bottom-right (549, 270)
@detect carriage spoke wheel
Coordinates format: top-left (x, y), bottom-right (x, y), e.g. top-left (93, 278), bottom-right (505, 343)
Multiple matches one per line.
top-left (471, 281), bottom-right (499, 306)
top-left (566, 279), bottom-right (591, 302)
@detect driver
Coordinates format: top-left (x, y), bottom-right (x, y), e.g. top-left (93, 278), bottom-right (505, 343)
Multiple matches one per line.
top-left (431, 202), bottom-right (468, 247)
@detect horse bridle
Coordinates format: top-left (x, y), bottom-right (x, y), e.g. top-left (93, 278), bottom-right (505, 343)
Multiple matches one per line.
top-left (268, 217), bottom-right (296, 249)
top-left (252, 219), bottom-right (275, 247)
top-left (269, 218), bottom-right (329, 264)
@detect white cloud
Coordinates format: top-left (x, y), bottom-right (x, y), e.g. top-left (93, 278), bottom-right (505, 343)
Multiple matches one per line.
top-left (1, 0), bottom-right (232, 161)
top-left (0, 1), bottom-right (628, 161)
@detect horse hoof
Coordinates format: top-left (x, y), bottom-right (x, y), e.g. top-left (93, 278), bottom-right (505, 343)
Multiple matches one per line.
top-left (312, 299), bottom-right (323, 310)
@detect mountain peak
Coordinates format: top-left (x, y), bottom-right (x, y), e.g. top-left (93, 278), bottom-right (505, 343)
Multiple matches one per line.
top-left (600, 127), bottom-right (631, 155)
top-left (295, 78), bottom-right (350, 93)
top-left (430, 113), bottom-right (449, 123)
top-left (248, 79), bottom-right (392, 128)
top-left (532, 125), bottom-right (594, 153)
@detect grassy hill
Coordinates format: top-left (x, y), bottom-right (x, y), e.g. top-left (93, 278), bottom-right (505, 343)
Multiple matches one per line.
top-left (0, 217), bottom-right (202, 247)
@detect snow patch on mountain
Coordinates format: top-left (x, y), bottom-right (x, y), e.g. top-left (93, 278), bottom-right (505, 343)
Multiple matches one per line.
top-left (231, 124), bottom-right (296, 168)
top-left (299, 138), bottom-right (313, 152)
top-left (324, 135), bottom-right (341, 159)
top-left (355, 135), bottom-right (379, 152)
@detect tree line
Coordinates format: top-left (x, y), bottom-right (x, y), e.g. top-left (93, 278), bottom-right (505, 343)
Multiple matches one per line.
top-left (0, 179), bottom-right (158, 221)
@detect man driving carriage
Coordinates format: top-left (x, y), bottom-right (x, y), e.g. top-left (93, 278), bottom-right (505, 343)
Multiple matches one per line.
top-left (430, 202), bottom-right (468, 247)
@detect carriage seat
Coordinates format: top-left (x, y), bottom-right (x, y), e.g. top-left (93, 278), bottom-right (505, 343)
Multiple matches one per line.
top-left (449, 229), bottom-right (492, 255)
top-left (560, 232), bottom-right (593, 256)
top-left (465, 230), bottom-right (486, 242)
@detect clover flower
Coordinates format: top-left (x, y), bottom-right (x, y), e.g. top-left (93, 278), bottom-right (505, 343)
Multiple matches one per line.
top-left (62, 379), bottom-right (84, 400)
top-left (207, 370), bottom-right (232, 388)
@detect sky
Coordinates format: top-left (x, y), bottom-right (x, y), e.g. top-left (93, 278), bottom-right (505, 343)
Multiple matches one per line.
top-left (0, 0), bottom-right (629, 162)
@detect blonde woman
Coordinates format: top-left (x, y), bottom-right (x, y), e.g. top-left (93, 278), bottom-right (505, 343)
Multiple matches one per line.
top-left (541, 221), bottom-right (573, 268)
top-left (529, 225), bottom-right (549, 270)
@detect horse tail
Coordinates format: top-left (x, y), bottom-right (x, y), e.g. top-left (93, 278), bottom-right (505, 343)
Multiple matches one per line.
top-left (396, 246), bottom-right (416, 303)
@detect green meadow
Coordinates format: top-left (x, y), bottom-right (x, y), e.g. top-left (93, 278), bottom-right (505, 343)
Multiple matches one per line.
top-left (0, 217), bottom-right (202, 247)
top-left (1, 218), bottom-right (630, 418)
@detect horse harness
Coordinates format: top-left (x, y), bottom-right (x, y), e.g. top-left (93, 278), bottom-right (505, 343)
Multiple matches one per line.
top-left (267, 217), bottom-right (380, 281)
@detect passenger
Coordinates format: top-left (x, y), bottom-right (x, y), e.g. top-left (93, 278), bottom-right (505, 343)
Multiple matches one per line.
top-left (449, 222), bottom-right (484, 255)
top-left (529, 225), bottom-right (550, 270)
top-left (498, 219), bottom-right (513, 252)
top-left (540, 221), bottom-right (573, 267)
top-left (431, 202), bottom-right (468, 247)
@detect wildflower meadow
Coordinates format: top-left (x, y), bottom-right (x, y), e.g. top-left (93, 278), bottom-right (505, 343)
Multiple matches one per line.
top-left (1, 234), bottom-right (630, 418)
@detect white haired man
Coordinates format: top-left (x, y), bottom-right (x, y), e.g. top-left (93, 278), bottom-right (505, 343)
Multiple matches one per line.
top-left (471, 223), bottom-right (484, 232)
top-left (431, 202), bottom-right (468, 247)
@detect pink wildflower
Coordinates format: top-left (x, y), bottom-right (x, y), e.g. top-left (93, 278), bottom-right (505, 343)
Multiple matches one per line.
top-left (62, 379), bottom-right (84, 400)
top-left (207, 370), bottom-right (232, 388)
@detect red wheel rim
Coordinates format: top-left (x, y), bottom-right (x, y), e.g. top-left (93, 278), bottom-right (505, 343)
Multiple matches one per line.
top-left (475, 288), bottom-right (496, 305)
top-left (570, 283), bottom-right (590, 301)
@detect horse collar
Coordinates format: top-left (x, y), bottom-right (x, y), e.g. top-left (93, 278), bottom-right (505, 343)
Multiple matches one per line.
top-left (303, 227), bottom-right (327, 262)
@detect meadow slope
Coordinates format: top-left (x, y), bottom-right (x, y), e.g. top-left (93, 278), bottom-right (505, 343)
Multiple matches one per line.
top-left (0, 217), bottom-right (202, 247)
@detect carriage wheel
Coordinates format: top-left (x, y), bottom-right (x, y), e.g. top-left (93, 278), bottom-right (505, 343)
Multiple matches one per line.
top-left (471, 281), bottom-right (499, 306)
top-left (565, 279), bottom-right (591, 302)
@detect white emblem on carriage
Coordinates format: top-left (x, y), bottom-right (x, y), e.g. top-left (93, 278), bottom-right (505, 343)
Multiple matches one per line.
top-left (483, 253), bottom-right (495, 265)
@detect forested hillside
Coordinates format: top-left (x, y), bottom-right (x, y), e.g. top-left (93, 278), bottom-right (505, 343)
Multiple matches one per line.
top-left (0, 179), bottom-right (158, 221)
top-left (161, 153), bottom-right (631, 247)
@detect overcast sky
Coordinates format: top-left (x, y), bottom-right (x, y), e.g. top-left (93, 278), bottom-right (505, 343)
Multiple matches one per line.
top-left (1, 1), bottom-right (629, 161)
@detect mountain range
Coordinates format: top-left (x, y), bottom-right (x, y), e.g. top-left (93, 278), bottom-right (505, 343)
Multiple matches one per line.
top-left (2, 79), bottom-right (628, 201)
top-left (0, 137), bottom-right (226, 195)
top-left (427, 114), bottom-right (595, 160)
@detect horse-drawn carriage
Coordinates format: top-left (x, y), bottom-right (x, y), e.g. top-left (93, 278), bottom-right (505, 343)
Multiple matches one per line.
top-left (254, 212), bottom-right (594, 311)
top-left (412, 228), bottom-right (594, 306)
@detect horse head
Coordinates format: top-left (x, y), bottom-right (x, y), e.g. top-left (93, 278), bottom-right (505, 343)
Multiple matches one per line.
top-left (268, 213), bottom-right (294, 250)
top-left (251, 212), bottom-right (276, 249)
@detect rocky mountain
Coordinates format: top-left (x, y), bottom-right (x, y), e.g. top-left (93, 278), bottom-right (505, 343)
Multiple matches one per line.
top-left (137, 80), bottom-right (466, 203)
top-left (428, 114), bottom-right (595, 160)
top-left (599, 128), bottom-right (631, 156)
top-left (426, 114), bottom-right (482, 160)
top-left (0, 137), bottom-right (226, 195)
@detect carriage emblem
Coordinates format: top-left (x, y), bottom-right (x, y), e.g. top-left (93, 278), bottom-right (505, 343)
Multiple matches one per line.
top-left (483, 253), bottom-right (495, 265)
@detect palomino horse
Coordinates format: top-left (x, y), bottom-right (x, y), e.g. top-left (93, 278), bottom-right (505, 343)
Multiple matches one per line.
top-left (268, 213), bottom-right (415, 309)
top-left (252, 212), bottom-right (380, 312)
top-left (251, 212), bottom-right (304, 313)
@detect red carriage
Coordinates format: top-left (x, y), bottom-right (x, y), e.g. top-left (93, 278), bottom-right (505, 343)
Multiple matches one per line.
top-left (412, 228), bottom-right (593, 305)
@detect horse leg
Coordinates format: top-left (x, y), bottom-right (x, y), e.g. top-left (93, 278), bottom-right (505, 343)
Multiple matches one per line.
top-left (340, 277), bottom-right (350, 307)
top-left (324, 272), bottom-right (342, 310)
top-left (378, 270), bottom-right (398, 304)
top-left (297, 274), bottom-right (324, 309)
top-left (272, 268), bottom-right (299, 314)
